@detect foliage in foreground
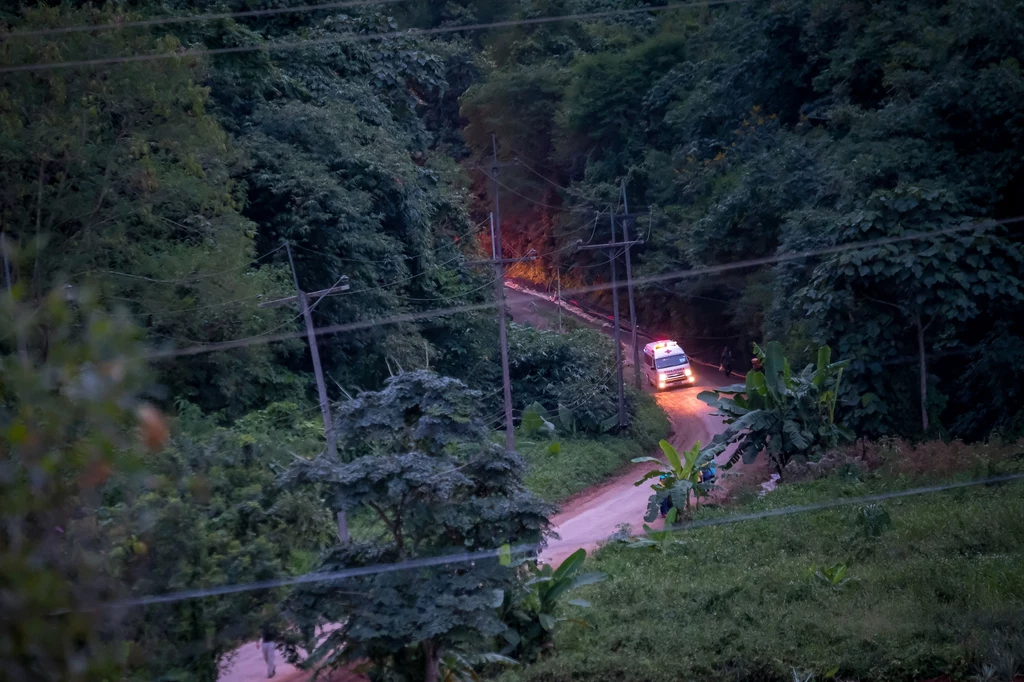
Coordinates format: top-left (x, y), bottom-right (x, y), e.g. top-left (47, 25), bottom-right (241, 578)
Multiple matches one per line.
top-left (504, 445), bottom-right (1024, 682)
top-left (699, 342), bottom-right (854, 474)
top-left (1, 289), bottom-right (334, 682)
top-left (497, 549), bottom-right (606, 664)
top-left (285, 371), bottom-right (554, 682)
top-left (0, 291), bottom-right (150, 681)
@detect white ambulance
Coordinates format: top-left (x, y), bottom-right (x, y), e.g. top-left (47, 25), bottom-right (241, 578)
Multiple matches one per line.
top-left (642, 340), bottom-right (694, 390)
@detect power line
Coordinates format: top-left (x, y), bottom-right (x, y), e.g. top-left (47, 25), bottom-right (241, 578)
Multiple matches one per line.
top-left (572, 215), bottom-right (1024, 298)
top-left (287, 216), bottom-right (490, 265)
top-left (0, 0), bottom-right (751, 75)
top-left (140, 214), bottom-right (1024, 360)
top-left (473, 165), bottom-right (582, 213)
top-left (1, 0), bottom-right (405, 39)
top-left (511, 150), bottom-right (605, 206)
top-left (70, 471), bottom-right (1024, 612)
top-left (78, 243), bottom-right (286, 285)
top-left (338, 249), bottom-right (478, 298)
top-left (387, 275), bottom-right (499, 302)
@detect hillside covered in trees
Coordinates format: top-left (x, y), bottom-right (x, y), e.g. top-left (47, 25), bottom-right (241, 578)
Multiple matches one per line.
top-left (2, 0), bottom-right (1024, 681)
top-left (458, 0), bottom-right (1024, 441)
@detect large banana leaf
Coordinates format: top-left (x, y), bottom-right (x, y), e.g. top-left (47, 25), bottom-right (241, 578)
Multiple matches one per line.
top-left (551, 548), bottom-right (586, 582)
top-left (762, 341), bottom-right (788, 402)
top-left (659, 439), bottom-right (683, 475)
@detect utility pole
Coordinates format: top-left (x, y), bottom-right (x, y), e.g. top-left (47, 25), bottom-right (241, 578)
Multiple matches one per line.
top-left (620, 179), bottom-right (642, 390)
top-left (260, 243), bottom-right (350, 543)
top-left (556, 267), bottom-right (562, 334)
top-left (577, 212), bottom-right (644, 428)
top-left (489, 212), bottom-right (497, 259)
top-left (493, 133), bottom-right (514, 452)
top-left (471, 135), bottom-right (533, 451)
top-left (608, 211), bottom-right (626, 427)
top-left (1, 235), bottom-right (27, 363)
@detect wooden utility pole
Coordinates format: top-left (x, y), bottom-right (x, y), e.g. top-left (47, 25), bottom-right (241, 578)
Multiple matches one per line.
top-left (620, 179), bottom-right (642, 390)
top-left (577, 212), bottom-right (644, 428)
top-left (472, 135), bottom-right (533, 451)
top-left (260, 243), bottom-right (350, 543)
top-left (493, 134), bottom-right (514, 452)
top-left (608, 212), bottom-right (626, 426)
top-left (465, 243), bottom-right (537, 449)
top-left (556, 267), bottom-right (562, 334)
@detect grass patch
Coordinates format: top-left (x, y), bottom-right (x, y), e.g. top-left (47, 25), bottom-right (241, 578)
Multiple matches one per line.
top-left (508, 452), bottom-right (1024, 681)
top-left (519, 391), bottom-right (670, 503)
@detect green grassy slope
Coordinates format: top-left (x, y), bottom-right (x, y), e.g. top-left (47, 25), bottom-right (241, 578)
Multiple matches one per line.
top-left (519, 392), bottom-right (670, 503)
top-left (509, 451), bottom-right (1024, 681)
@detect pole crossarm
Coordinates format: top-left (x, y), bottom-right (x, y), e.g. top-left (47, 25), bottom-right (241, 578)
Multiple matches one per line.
top-left (576, 239), bottom-right (644, 251)
top-left (466, 255), bottom-right (538, 267)
top-left (257, 282), bottom-right (350, 309)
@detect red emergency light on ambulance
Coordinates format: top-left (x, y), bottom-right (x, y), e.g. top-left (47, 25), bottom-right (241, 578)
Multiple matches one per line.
top-left (642, 340), bottom-right (694, 390)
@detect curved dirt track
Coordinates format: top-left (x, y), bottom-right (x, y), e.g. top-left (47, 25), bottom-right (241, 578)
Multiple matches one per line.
top-left (539, 370), bottom-right (759, 565)
top-left (502, 284), bottom-right (765, 565)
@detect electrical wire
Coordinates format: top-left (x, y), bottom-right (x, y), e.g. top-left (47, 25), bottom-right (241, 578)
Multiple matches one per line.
top-left (141, 214), bottom-right (1024, 361)
top-left (0, 0), bottom-right (752, 75)
top-left (69, 471), bottom-right (1024, 612)
top-left (78, 243), bottom-right (286, 285)
top-left (387, 274), bottom-right (499, 302)
top-left (287, 216), bottom-right (490, 266)
top-left (123, 219), bottom-right (490, 322)
top-left (473, 165), bottom-right (585, 213)
top-left (1, 0), bottom-right (405, 39)
top-left (510, 148), bottom-right (609, 206)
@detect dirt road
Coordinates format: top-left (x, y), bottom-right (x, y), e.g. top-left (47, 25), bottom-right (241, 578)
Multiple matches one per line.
top-left (219, 633), bottom-right (357, 682)
top-left (539, 368), bottom-right (755, 565)
top-left (504, 284), bottom-right (764, 565)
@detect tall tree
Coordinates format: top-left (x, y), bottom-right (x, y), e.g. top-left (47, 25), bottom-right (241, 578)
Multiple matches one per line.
top-left (799, 186), bottom-right (1024, 434)
top-left (285, 371), bottom-right (553, 681)
top-left (0, 6), bottom-right (294, 418)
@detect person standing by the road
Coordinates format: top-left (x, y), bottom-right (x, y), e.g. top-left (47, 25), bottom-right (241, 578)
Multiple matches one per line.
top-left (720, 346), bottom-right (733, 377)
top-left (257, 620), bottom-right (278, 678)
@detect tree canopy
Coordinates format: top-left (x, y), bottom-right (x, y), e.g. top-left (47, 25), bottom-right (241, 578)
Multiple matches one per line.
top-left (285, 371), bottom-right (553, 681)
top-left (461, 0), bottom-right (1024, 438)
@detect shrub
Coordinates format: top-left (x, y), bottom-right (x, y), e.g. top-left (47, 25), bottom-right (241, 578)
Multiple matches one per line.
top-left (507, 324), bottom-right (622, 434)
top-left (784, 437), bottom-right (1023, 483)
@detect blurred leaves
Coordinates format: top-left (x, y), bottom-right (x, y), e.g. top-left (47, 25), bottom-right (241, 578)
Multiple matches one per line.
top-left (1, 288), bottom-right (147, 682)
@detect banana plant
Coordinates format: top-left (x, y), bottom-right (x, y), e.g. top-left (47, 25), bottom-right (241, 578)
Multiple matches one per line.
top-left (625, 523), bottom-right (686, 553)
top-left (698, 342), bottom-right (855, 474)
top-left (809, 563), bottom-right (853, 589)
top-left (496, 549), bottom-right (606, 663)
top-left (439, 650), bottom-right (518, 682)
top-left (521, 402), bottom-right (556, 437)
top-left (633, 439), bottom-right (716, 522)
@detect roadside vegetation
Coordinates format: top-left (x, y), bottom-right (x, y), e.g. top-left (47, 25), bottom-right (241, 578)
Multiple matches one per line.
top-left (519, 391), bottom-right (669, 502)
top-left (508, 440), bottom-right (1024, 682)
